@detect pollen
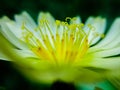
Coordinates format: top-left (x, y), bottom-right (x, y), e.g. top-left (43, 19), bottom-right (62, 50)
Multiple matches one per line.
top-left (21, 17), bottom-right (102, 65)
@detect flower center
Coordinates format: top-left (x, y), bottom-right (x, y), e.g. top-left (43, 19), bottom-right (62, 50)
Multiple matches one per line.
top-left (21, 17), bottom-right (99, 65)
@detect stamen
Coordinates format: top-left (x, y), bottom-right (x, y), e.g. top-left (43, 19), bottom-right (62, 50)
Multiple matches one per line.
top-left (86, 24), bottom-right (104, 45)
top-left (21, 17), bottom-right (102, 65)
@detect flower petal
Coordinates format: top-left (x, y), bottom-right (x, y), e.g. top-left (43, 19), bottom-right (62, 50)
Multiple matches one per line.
top-left (89, 56), bottom-right (120, 89)
top-left (89, 57), bottom-right (120, 70)
top-left (0, 20), bottom-right (28, 50)
top-left (15, 49), bottom-right (38, 58)
top-left (85, 16), bottom-right (106, 45)
top-left (70, 16), bottom-right (81, 24)
top-left (37, 12), bottom-right (57, 47)
top-left (88, 18), bottom-right (120, 58)
top-left (88, 46), bottom-right (120, 58)
top-left (38, 12), bottom-right (56, 34)
top-left (38, 12), bottom-right (55, 24)
top-left (15, 11), bottom-right (37, 29)
top-left (15, 12), bottom-right (42, 39)
top-left (0, 52), bottom-right (10, 61)
top-left (92, 18), bottom-right (120, 49)
top-left (0, 34), bottom-right (37, 62)
top-left (0, 16), bottom-right (24, 39)
top-left (0, 34), bottom-right (17, 61)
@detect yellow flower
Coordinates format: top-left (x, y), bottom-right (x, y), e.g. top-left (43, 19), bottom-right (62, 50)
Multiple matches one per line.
top-left (0, 12), bottom-right (120, 88)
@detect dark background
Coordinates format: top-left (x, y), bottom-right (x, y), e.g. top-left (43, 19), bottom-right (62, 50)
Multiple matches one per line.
top-left (0, 0), bottom-right (120, 90)
top-left (0, 0), bottom-right (120, 21)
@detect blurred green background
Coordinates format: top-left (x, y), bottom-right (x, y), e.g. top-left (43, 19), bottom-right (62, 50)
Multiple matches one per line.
top-left (0, 0), bottom-right (120, 90)
top-left (0, 0), bottom-right (120, 21)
